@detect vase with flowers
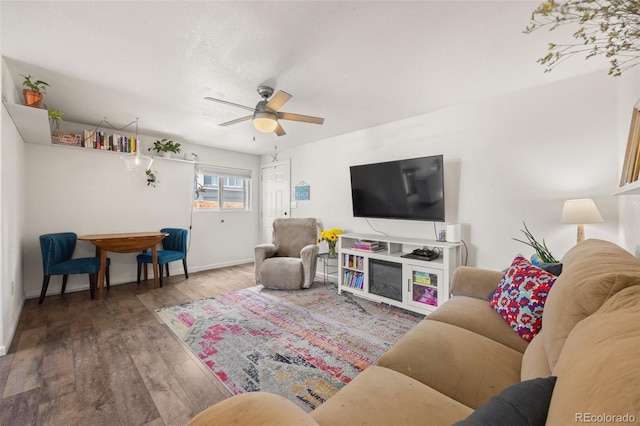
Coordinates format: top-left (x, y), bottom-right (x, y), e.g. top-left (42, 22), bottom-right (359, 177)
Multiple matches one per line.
top-left (319, 228), bottom-right (343, 257)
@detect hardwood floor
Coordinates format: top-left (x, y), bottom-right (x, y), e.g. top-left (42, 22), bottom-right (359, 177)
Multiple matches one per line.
top-left (0, 264), bottom-right (256, 426)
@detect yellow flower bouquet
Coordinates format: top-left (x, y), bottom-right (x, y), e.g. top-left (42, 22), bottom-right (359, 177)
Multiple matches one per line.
top-left (319, 228), bottom-right (343, 256)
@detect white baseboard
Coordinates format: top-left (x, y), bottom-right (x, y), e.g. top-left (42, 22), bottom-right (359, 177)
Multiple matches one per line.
top-left (2, 298), bottom-right (24, 356)
top-left (25, 258), bottom-right (256, 299)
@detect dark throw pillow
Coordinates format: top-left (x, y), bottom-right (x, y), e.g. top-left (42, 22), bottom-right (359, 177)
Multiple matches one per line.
top-left (453, 376), bottom-right (557, 426)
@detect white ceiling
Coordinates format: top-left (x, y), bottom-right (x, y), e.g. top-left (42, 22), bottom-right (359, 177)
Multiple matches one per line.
top-left (1, 1), bottom-right (608, 155)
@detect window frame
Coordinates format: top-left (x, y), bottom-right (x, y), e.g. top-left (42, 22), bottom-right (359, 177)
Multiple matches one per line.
top-left (193, 164), bottom-right (252, 212)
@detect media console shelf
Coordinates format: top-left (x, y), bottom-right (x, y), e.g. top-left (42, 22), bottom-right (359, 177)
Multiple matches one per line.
top-left (338, 233), bottom-right (461, 315)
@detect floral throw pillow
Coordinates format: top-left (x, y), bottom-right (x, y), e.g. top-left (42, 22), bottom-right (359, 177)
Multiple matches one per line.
top-left (490, 256), bottom-right (557, 342)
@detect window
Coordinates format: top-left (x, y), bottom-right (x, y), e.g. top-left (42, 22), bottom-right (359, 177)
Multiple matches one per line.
top-left (194, 165), bottom-right (251, 210)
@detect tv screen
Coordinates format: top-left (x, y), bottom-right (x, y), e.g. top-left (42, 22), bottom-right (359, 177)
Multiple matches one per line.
top-left (349, 155), bottom-right (445, 222)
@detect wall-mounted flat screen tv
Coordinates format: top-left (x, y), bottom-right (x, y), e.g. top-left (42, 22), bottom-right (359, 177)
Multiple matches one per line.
top-left (349, 155), bottom-right (445, 222)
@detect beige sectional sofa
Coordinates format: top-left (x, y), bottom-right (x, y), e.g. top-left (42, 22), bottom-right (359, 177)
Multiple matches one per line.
top-left (188, 239), bottom-right (640, 425)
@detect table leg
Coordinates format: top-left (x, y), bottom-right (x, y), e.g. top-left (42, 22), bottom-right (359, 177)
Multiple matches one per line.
top-left (143, 249), bottom-right (148, 281)
top-left (152, 246), bottom-right (160, 288)
top-left (99, 248), bottom-right (108, 300)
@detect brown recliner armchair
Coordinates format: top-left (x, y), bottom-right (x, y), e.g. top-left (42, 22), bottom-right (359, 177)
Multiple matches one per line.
top-left (254, 218), bottom-right (319, 289)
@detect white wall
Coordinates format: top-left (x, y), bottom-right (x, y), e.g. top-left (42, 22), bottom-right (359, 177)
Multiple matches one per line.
top-left (268, 71), bottom-right (630, 271)
top-left (20, 132), bottom-right (260, 299)
top-left (1, 60), bottom-right (26, 355)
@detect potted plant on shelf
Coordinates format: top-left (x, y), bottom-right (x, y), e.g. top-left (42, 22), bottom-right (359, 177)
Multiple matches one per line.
top-left (149, 139), bottom-right (181, 158)
top-left (21, 74), bottom-right (50, 108)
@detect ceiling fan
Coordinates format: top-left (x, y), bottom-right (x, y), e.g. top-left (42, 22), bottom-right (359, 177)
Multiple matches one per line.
top-left (204, 86), bottom-right (324, 136)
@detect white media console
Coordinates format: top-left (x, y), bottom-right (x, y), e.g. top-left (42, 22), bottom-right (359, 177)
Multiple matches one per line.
top-left (338, 233), bottom-right (462, 315)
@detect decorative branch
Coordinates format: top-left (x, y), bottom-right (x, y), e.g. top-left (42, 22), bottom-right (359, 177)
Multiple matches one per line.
top-left (524, 0), bottom-right (640, 76)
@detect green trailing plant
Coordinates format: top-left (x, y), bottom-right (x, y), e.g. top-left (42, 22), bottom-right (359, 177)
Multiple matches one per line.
top-left (21, 74), bottom-right (50, 93)
top-left (48, 108), bottom-right (63, 130)
top-left (524, 0), bottom-right (640, 76)
top-left (195, 182), bottom-right (207, 200)
top-left (512, 222), bottom-right (559, 264)
top-left (146, 169), bottom-right (158, 187)
top-left (149, 138), bottom-right (181, 154)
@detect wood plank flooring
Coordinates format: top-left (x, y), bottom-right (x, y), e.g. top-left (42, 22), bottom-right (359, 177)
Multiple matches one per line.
top-left (1, 264), bottom-right (256, 426)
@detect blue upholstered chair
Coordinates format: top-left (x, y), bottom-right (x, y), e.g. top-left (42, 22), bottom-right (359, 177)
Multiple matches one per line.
top-left (39, 232), bottom-right (110, 304)
top-left (136, 228), bottom-right (188, 287)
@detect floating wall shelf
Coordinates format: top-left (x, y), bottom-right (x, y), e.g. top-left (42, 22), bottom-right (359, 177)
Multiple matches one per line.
top-left (614, 180), bottom-right (640, 196)
top-left (3, 102), bottom-right (51, 145)
top-left (3, 102), bottom-right (195, 165)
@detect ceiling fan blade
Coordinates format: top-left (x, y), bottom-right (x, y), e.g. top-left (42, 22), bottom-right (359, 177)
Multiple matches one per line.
top-left (265, 90), bottom-right (292, 112)
top-left (278, 112), bottom-right (324, 125)
top-left (204, 97), bottom-right (256, 113)
top-left (274, 122), bottom-right (286, 136)
top-left (219, 115), bottom-right (252, 127)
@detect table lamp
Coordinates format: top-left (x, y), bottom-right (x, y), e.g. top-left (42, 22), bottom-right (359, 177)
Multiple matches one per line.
top-left (560, 198), bottom-right (604, 243)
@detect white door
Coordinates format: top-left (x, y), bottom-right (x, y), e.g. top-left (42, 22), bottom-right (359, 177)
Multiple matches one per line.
top-left (260, 160), bottom-right (291, 243)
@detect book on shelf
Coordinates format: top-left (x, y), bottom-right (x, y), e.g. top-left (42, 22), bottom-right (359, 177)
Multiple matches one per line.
top-left (354, 239), bottom-right (378, 248)
top-left (352, 245), bottom-right (385, 252)
top-left (343, 254), bottom-right (364, 270)
top-left (343, 270), bottom-right (364, 289)
top-left (80, 129), bottom-right (137, 152)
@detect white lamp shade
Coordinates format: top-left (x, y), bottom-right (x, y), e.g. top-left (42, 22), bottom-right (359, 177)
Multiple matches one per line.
top-left (560, 199), bottom-right (604, 224)
top-left (253, 112), bottom-right (278, 133)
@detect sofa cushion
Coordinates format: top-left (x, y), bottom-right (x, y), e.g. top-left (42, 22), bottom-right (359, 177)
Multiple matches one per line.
top-left (453, 376), bottom-right (556, 426)
top-left (546, 285), bottom-right (640, 424)
top-left (260, 257), bottom-right (304, 289)
top-left (520, 330), bottom-right (552, 381)
top-left (542, 239), bottom-right (640, 370)
top-left (377, 319), bottom-right (522, 409)
top-left (310, 366), bottom-right (473, 426)
top-left (427, 295), bottom-right (528, 353)
top-left (187, 392), bottom-right (319, 426)
top-left (490, 255), bottom-right (556, 342)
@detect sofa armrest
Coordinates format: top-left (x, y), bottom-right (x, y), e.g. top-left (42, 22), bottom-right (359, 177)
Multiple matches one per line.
top-left (450, 266), bottom-right (503, 300)
top-left (300, 244), bottom-right (320, 288)
top-left (187, 392), bottom-right (319, 426)
top-left (254, 243), bottom-right (277, 284)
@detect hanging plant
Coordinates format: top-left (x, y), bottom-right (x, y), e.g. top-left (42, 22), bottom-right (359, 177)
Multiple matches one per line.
top-left (146, 169), bottom-right (158, 187)
top-left (195, 182), bottom-right (207, 200)
top-left (524, 0), bottom-right (640, 76)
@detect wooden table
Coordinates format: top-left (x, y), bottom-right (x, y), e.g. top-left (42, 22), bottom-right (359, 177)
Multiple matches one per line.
top-left (78, 232), bottom-right (168, 299)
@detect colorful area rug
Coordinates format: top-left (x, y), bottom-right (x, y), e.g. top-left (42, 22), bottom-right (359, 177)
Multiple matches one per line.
top-left (155, 285), bottom-right (422, 411)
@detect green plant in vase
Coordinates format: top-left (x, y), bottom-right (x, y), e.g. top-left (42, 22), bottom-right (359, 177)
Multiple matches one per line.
top-left (48, 108), bottom-right (63, 131)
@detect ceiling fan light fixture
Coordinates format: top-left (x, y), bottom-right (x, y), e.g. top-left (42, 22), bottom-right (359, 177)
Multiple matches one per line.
top-left (253, 111), bottom-right (278, 133)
